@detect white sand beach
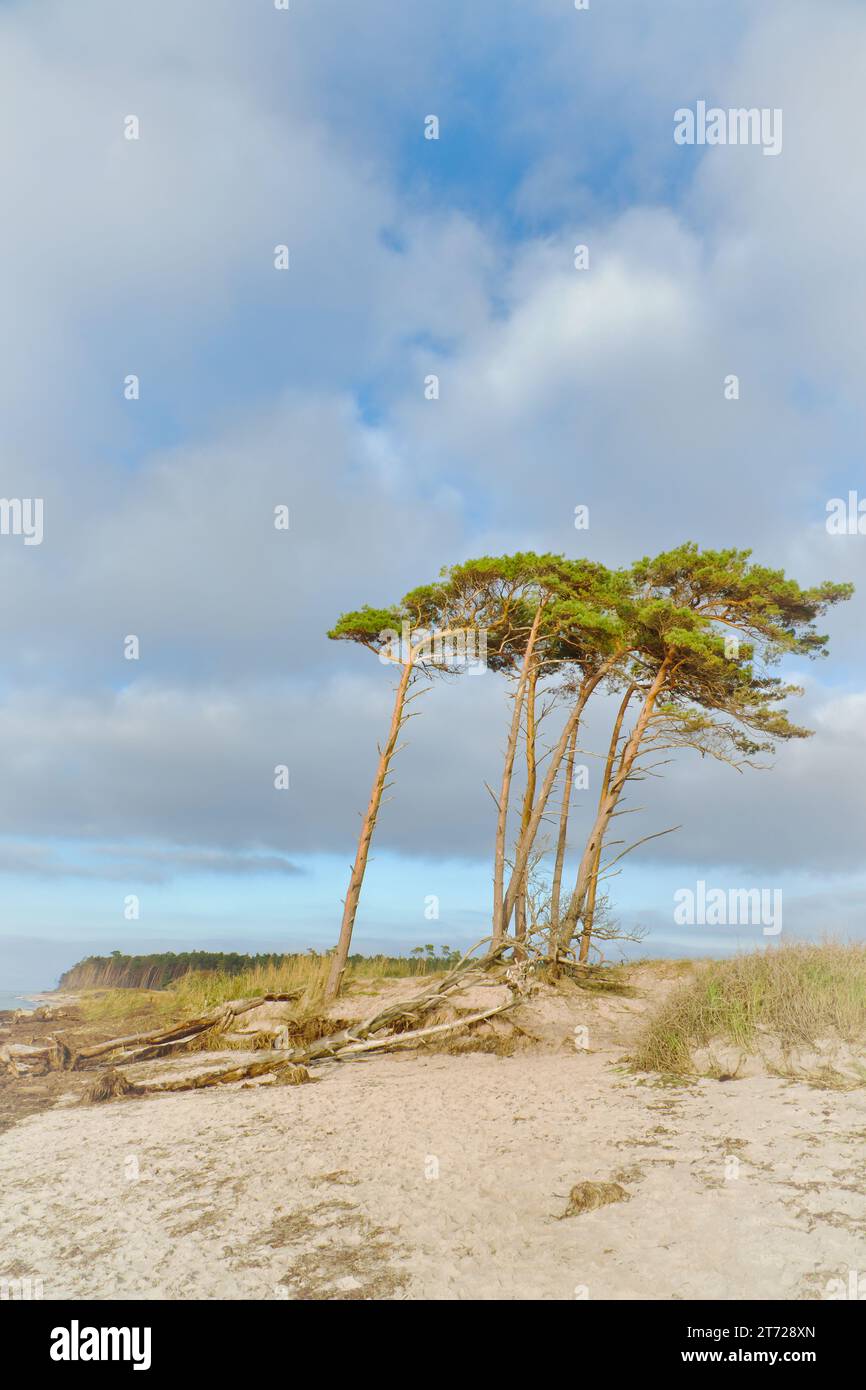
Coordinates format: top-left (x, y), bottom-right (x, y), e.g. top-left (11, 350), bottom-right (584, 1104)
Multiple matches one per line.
top-left (2, 972), bottom-right (864, 1301)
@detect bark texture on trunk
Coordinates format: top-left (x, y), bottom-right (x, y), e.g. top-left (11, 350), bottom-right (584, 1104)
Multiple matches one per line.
top-left (492, 607), bottom-right (543, 944)
top-left (548, 722), bottom-right (578, 957)
top-left (513, 665), bottom-right (538, 958)
top-left (577, 684), bottom-right (635, 963)
top-left (558, 663), bottom-right (670, 953)
top-left (324, 657), bottom-right (414, 1002)
top-left (502, 660), bottom-right (613, 929)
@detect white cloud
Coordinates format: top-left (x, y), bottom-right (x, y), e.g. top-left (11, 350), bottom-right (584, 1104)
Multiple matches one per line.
top-left (0, 0), bottom-right (864, 931)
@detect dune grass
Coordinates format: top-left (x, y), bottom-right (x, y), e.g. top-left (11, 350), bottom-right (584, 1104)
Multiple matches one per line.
top-left (75, 987), bottom-right (179, 1026)
top-left (632, 943), bottom-right (866, 1074)
top-left (73, 950), bottom-right (446, 1025)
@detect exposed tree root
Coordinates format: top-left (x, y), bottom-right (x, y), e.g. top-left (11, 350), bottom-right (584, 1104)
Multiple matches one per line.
top-left (17, 991), bottom-right (307, 1074)
top-left (78, 938), bottom-right (519, 1102)
top-left (83, 1059), bottom-right (318, 1102)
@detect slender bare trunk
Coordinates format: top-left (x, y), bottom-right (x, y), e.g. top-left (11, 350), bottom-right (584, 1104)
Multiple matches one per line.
top-left (548, 722), bottom-right (578, 957)
top-left (492, 607), bottom-right (544, 944)
top-left (324, 657), bottom-right (414, 1002)
top-left (514, 665), bottom-right (538, 958)
top-left (577, 684), bottom-right (635, 963)
top-left (502, 658), bottom-right (616, 929)
top-left (559, 663), bottom-right (670, 953)
top-left (514, 894), bottom-right (526, 954)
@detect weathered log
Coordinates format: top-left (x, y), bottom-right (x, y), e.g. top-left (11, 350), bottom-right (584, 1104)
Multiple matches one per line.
top-left (88, 1005), bottom-right (513, 1098)
top-left (334, 1003), bottom-right (514, 1056)
top-left (0, 1042), bottom-right (56, 1076)
top-left (49, 1039), bottom-right (77, 1071)
top-left (59, 991), bottom-right (304, 1069)
top-left (80, 938), bottom-right (518, 1101)
top-left (157, 1058), bottom-right (313, 1092)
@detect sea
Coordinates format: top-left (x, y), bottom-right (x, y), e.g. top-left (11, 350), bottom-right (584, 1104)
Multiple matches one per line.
top-left (0, 990), bottom-right (37, 1012)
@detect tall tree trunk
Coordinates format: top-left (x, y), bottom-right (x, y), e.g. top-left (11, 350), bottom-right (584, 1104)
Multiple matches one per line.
top-left (492, 607), bottom-right (544, 944)
top-left (502, 658), bottom-right (616, 929)
top-left (548, 722), bottom-right (578, 959)
top-left (514, 665), bottom-right (538, 958)
top-left (577, 684), bottom-right (635, 963)
top-left (324, 656), bottom-right (415, 1002)
top-left (558, 662), bottom-right (670, 953)
top-left (514, 894), bottom-right (526, 955)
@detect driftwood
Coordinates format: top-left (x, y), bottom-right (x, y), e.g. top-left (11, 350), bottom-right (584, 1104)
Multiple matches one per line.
top-left (333, 1003), bottom-right (514, 1057)
top-left (81, 937), bottom-right (518, 1102)
top-left (0, 1041), bottom-right (62, 1078)
top-left (87, 1003), bottom-right (514, 1099)
top-left (83, 1059), bottom-right (313, 1101)
top-left (17, 991), bottom-right (304, 1073)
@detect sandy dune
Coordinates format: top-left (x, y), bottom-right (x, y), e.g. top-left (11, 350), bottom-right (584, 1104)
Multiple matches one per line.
top-left (1, 973), bottom-right (864, 1301)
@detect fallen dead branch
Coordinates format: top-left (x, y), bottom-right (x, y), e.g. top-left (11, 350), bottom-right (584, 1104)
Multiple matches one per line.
top-left (87, 1005), bottom-right (513, 1100)
top-left (321, 1003), bottom-right (513, 1058)
top-left (16, 991), bottom-right (305, 1074)
top-left (81, 937), bottom-right (519, 1101)
top-left (82, 1059), bottom-right (314, 1102)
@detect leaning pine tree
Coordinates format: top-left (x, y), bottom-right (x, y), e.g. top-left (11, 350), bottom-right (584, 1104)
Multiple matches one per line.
top-left (427, 553), bottom-right (628, 947)
top-left (556, 545), bottom-right (853, 959)
top-left (323, 569), bottom-right (521, 1002)
top-left (498, 561), bottom-right (634, 936)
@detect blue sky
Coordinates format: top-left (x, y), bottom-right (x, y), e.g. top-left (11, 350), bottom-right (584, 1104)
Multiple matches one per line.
top-left (2, 0), bottom-right (866, 988)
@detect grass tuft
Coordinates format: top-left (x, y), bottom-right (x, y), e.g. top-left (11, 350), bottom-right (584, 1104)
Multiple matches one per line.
top-left (560, 1181), bottom-right (630, 1217)
top-left (632, 943), bottom-right (866, 1075)
top-left (271, 1064), bottom-right (313, 1087)
top-left (81, 1068), bottom-right (142, 1104)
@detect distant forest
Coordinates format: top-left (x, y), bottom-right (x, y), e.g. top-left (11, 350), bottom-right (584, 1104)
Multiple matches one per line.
top-left (58, 951), bottom-right (299, 990)
top-left (58, 946), bottom-right (460, 990)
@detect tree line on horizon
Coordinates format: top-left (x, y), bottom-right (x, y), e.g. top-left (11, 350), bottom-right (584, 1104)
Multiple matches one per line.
top-left (58, 946), bottom-right (463, 991)
top-left (58, 951), bottom-right (299, 991)
top-left (324, 543), bottom-right (853, 1001)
